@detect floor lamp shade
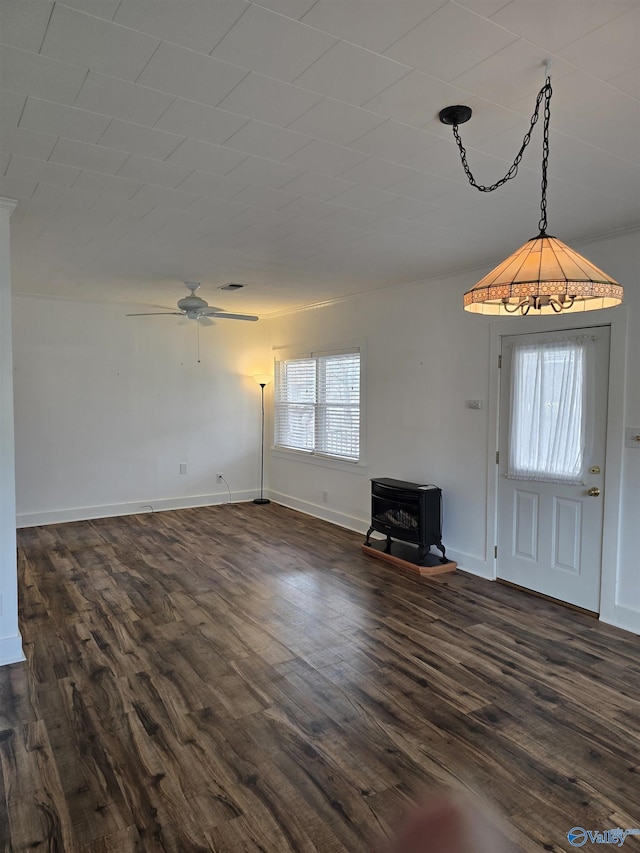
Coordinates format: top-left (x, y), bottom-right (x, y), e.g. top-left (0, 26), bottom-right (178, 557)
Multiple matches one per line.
top-left (253, 374), bottom-right (271, 505)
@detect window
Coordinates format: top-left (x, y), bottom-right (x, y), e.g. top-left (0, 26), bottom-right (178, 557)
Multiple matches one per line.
top-left (508, 338), bottom-right (590, 484)
top-left (274, 349), bottom-right (361, 462)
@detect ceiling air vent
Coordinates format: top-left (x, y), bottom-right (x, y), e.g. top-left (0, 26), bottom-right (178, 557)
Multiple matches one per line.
top-left (219, 283), bottom-right (245, 291)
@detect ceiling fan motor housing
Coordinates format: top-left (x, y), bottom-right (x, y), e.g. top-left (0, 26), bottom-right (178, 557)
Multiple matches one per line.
top-left (178, 294), bottom-right (208, 311)
top-left (178, 281), bottom-right (208, 313)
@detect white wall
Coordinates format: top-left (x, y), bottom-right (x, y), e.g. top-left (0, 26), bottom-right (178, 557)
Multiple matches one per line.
top-left (0, 197), bottom-right (24, 665)
top-left (13, 297), bottom-right (269, 524)
top-left (266, 228), bottom-right (640, 634)
top-left (594, 232), bottom-right (640, 625)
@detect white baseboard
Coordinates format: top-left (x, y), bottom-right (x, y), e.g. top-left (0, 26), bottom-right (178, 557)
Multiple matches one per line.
top-left (0, 633), bottom-right (25, 666)
top-left (601, 603), bottom-right (640, 635)
top-left (269, 491), bottom-right (369, 534)
top-left (446, 549), bottom-right (493, 580)
top-left (17, 490), bottom-right (256, 528)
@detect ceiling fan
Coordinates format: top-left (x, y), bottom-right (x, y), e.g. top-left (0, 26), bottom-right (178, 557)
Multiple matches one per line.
top-left (127, 282), bottom-right (259, 322)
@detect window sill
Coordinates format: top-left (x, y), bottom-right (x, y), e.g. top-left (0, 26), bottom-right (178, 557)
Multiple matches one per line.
top-left (271, 447), bottom-right (368, 474)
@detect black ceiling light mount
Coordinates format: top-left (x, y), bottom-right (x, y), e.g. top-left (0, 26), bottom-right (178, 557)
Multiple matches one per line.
top-left (438, 105), bottom-right (472, 126)
top-left (438, 61), bottom-right (623, 316)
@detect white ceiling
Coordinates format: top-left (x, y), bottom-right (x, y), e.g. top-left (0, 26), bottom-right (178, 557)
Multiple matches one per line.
top-left (1, 0), bottom-right (638, 315)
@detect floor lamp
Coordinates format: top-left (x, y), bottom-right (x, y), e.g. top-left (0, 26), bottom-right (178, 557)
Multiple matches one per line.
top-left (253, 374), bottom-right (271, 505)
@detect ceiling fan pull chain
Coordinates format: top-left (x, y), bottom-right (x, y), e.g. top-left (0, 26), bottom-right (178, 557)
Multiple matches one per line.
top-left (450, 79), bottom-right (551, 194)
top-left (197, 320), bottom-right (201, 363)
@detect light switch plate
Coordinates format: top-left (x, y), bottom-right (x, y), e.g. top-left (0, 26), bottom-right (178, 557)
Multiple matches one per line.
top-left (625, 428), bottom-right (640, 448)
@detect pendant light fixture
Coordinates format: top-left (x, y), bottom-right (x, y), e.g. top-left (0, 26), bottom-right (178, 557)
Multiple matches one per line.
top-left (439, 65), bottom-right (623, 316)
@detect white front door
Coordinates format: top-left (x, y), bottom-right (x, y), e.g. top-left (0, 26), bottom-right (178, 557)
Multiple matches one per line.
top-left (497, 326), bottom-right (610, 612)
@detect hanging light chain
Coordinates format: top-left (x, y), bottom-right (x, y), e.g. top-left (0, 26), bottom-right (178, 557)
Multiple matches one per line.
top-left (538, 77), bottom-right (552, 234)
top-left (450, 78), bottom-right (552, 207)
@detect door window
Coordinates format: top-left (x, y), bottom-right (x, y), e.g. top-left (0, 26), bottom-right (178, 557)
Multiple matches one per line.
top-left (508, 338), bottom-right (591, 484)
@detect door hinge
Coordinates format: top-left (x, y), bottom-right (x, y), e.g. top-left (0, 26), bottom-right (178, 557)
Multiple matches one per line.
top-left (494, 545), bottom-right (498, 558)
top-left (496, 450), bottom-right (500, 464)
top-left (498, 354), bottom-right (502, 369)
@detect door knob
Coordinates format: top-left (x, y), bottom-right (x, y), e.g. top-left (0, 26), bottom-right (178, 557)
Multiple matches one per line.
top-left (586, 486), bottom-right (600, 497)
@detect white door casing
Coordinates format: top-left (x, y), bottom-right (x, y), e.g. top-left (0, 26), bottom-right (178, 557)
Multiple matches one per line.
top-left (496, 326), bottom-right (610, 612)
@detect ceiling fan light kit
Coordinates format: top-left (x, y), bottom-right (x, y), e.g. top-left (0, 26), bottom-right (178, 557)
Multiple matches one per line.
top-left (439, 63), bottom-right (622, 316)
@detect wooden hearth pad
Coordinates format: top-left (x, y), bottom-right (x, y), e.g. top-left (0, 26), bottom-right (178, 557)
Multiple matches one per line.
top-left (362, 539), bottom-right (457, 576)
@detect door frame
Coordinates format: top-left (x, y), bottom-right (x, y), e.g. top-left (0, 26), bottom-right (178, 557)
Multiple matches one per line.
top-left (486, 308), bottom-right (628, 625)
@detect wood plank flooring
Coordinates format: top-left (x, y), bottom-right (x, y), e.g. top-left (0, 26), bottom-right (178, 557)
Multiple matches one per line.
top-left (2, 503), bottom-right (640, 851)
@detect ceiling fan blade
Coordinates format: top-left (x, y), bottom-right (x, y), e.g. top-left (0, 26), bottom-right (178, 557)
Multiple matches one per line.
top-left (126, 312), bottom-right (184, 316)
top-left (205, 311), bottom-right (259, 321)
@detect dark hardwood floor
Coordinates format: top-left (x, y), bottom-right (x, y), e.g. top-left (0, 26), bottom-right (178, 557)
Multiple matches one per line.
top-left (2, 503), bottom-right (639, 851)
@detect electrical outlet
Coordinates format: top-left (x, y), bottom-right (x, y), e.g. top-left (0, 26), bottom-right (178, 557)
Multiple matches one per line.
top-left (217, 472), bottom-right (224, 481)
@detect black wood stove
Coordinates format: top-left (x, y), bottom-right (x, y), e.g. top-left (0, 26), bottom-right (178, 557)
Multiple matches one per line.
top-left (365, 477), bottom-right (447, 564)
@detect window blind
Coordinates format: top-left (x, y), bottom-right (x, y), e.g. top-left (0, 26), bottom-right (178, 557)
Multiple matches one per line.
top-left (275, 350), bottom-right (360, 462)
top-left (274, 357), bottom-right (316, 453)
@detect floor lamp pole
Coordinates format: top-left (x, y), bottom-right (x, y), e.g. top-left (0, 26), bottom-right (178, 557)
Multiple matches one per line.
top-left (253, 380), bottom-right (270, 505)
